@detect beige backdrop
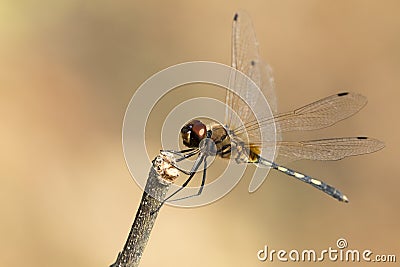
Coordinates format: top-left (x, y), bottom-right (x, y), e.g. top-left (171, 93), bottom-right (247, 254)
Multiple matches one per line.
top-left (1, 1), bottom-right (399, 266)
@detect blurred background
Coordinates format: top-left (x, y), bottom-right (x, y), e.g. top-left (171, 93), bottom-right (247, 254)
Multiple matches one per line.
top-left (1, 0), bottom-right (399, 266)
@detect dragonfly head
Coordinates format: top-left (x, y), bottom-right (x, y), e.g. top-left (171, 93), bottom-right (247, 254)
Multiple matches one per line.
top-left (181, 119), bottom-right (207, 148)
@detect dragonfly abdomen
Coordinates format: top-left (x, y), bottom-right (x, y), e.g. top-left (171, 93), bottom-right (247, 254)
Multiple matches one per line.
top-left (255, 156), bottom-right (349, 203)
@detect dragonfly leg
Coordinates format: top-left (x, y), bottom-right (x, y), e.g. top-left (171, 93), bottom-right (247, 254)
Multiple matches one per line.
top-left (160, 148), bottom-right (200, 175)
top-left (170, 162), bottom-right (191, 175)
top-left (151, 154), bottom-right (205, 214)
top-left (168, 157), bottom-right (208, 202)
top-left (175, 149), bottom-right (200, 162)
top-left (161, 148), bottom-right (196, 157)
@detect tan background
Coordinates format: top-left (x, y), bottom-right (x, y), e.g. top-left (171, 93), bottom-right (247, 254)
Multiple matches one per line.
top-left (1, 0), bottom-right (399, 266)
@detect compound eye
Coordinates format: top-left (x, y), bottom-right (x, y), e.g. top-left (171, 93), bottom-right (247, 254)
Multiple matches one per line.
top-left (180, 124), bottom-right (191, 135)
top-left (180, 120), bottom-right (207, 148)
top-left (192, 121), bottom-right (207, 140)
top-left (180, 123), bottom-right (192, 147)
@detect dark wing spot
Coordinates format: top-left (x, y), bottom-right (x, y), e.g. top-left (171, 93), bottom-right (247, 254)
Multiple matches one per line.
top-left (251, 60), bottom-right (256, 66)
top-left (233, 13), bottom-right (238, 21)
top-left (337, 92), bottom-right (349, 96)
top-left (357, 136), bottom-right (368, 139)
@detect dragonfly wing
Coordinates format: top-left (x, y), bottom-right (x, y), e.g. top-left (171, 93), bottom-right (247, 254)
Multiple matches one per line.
top-left (225, 12), bottom-right (279, 193)
top-left (247, 137), bottom-right (385, 163)
top-left (275, 92), bottom-right (367, 132)
top-left (234, 92), bottom-right (368, 138)
top-left (225, 11), bottom-right (277, 134)
top-left (259, 60), bottom-right (277, 114)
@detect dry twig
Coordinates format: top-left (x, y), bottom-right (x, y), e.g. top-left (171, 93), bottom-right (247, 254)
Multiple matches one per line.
top-left (110, 152), bottom-right (178, 267)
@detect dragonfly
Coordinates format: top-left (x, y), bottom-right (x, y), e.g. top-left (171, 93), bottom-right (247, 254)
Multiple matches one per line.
top-left (159, 11), bottom-right (384, 207)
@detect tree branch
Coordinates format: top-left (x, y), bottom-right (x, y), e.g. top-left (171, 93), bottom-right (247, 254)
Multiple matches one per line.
top-left (110, 152), bottom-right (178, 267)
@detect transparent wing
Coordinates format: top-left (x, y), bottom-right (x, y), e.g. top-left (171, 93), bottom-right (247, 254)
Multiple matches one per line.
top-left (246, 137), bottom-right (385, 163)
top-left (233, 92), bottom-right (367, 139)
top-left (224, 12), bottom-right (279, 193)
top-left (225, 11), bottom-right (277, 138)
top-left (259, 60), bottom-right (277, 114)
